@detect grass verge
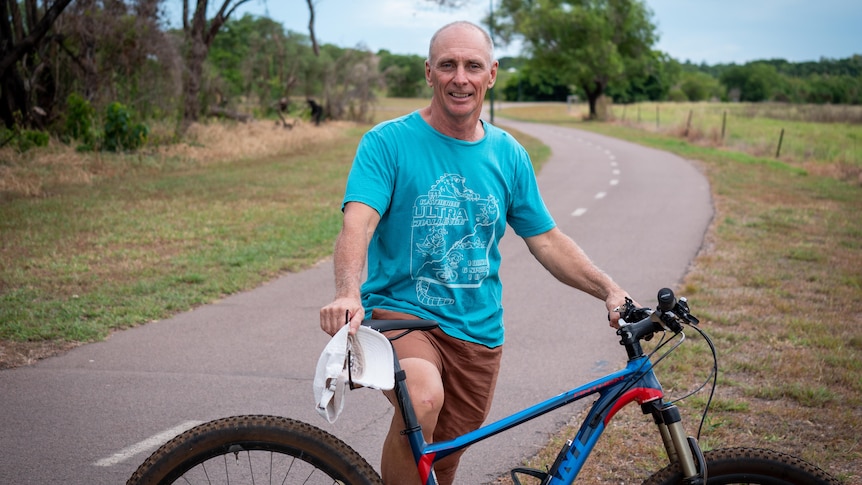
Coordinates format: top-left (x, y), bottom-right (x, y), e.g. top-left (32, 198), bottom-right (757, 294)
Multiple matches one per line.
top-left (0, 105), bottom-right (549, 368)
top-left (491, 104), bottom-right (861, 483)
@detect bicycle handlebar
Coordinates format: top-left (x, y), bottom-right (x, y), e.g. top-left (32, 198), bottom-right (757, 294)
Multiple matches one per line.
top-left (616, 288), bottom-right (700, 360)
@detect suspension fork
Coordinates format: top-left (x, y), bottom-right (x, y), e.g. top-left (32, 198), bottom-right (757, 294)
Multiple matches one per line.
top-left (644, 400), bottom-right (705, 483)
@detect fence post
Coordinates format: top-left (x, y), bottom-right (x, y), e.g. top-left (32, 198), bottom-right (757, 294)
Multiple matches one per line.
top-left (721, 110), bottom-right (727, 142)
top-left (684, 109), bottom-right (693, 137)
top-left (776, 128), bottom-right (785, 158)
top-left (656, 105), bottom-right (660, 129)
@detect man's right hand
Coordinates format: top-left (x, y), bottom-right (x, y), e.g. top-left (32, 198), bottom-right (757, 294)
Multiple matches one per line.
top-left (320, 297), bottom-right (365, 336)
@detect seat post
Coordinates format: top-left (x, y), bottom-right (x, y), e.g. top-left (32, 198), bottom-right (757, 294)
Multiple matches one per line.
top-left (390, 347), bottom-right (429, 465)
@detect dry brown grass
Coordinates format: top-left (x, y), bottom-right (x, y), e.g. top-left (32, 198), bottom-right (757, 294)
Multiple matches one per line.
top-left (489, 108), bottom-right (861, 484)
top-left (0, 118), bottom-right (353, 200)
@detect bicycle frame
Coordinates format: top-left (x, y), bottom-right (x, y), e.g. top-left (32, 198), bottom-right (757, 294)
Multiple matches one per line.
top-left (393, 349), bottom-right (692, 485)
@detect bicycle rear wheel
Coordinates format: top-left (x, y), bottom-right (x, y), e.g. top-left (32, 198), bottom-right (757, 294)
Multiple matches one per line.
top-left (127, 414), bottom-right (383, 485)
top-left (643, 446), bottom-right (840, 485)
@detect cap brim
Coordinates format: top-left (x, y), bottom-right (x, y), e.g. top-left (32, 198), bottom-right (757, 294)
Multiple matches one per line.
top-left (348, 326), bottom-right (394, 390)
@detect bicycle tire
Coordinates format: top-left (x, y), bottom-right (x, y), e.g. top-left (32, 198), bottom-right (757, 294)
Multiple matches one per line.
top-left (642, 446), bottom-right (841, 485)
top-left (126, 414), bottom-right (383, 485)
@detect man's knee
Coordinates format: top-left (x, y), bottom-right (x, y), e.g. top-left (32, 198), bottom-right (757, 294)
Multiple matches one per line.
top-left (386, 358), bottom-right (444, 428)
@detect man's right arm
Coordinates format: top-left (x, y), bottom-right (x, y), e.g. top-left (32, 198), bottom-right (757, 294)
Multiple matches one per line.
top-left (319, 202), bottom-right (381, 336)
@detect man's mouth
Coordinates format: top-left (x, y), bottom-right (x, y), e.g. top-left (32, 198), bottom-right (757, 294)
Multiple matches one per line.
top-left (450, 93), bottom-right (472, 99)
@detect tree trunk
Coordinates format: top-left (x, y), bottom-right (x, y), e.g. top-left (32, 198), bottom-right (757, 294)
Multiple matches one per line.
top-left (582, 80), bottom-right (605, 120)
top-left (0, 0), bottom-right (74, 128)
top-left (181, 31), bottom-right (208, 133)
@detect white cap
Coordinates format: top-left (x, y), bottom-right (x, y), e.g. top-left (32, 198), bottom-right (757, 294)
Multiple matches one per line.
top-left (313, 325), bottom-right (394, 423)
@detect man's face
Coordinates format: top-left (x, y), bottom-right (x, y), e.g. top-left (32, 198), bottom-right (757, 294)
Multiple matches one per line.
top-left (426, 25), bottom-right (498, 121)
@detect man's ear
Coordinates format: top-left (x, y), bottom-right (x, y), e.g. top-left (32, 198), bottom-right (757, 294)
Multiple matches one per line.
top-left (425, 60), bottom-right (433, 87)
top-left (489, 60), bottom-right (499, 88)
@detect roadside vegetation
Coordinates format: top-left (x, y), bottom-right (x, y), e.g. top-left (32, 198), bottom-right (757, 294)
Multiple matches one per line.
top-left (493, 103), bottom-right (861, 483)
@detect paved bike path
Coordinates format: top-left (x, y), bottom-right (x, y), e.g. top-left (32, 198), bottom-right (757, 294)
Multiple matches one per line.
top-left (0, 118), bottom-right (712, 484)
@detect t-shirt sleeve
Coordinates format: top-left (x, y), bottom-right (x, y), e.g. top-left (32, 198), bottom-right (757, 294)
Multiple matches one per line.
top-left (342, 129), bottom-right (396, 216)
top-left (506, 145), bottom-right (556, 238)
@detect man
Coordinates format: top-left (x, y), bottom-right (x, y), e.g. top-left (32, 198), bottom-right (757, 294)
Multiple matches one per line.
top-left (320, 21), bottom-right (631, 484)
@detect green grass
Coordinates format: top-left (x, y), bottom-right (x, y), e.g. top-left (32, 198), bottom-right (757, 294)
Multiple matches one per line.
top-left (1, 128), bottom-right (362, 342)
top-left (604, 101), bottom-right (862, 168)
top-left (0, 112), bottom-right (550, 346)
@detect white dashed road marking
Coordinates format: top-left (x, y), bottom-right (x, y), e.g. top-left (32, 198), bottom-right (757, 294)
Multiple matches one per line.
top-left (93, 420), bottom-right (203, 467)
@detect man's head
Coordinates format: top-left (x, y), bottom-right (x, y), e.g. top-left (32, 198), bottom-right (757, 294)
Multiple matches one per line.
top-left (427, 21), bottom-right (495, 65)
top-left (425, 21), bottom-right (498, 125)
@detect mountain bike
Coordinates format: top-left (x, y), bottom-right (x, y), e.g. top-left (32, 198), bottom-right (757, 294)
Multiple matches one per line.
top-left (127, 288), bottom-right (840, 484)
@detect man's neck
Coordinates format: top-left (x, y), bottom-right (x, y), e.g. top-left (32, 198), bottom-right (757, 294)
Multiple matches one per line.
top-left (420, 105), bottom-right (484, 142)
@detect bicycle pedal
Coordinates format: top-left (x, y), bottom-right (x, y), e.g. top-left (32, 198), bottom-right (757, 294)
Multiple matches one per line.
top-left (510, 466), bottom-right (548, 485)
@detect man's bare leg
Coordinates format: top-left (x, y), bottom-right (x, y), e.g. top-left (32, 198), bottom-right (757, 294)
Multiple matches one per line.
top-left (381, 358), bottom-right (444, 484)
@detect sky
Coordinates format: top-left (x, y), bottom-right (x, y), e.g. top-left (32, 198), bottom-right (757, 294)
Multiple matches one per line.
top-left (203, 0), bottom-right (861, 65)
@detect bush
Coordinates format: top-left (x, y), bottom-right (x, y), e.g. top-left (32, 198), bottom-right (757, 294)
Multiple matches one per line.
top-left (103, 102), bottom-right (149, 152)
top-left (1, 126), bottom-right (49, 153)
top-left (64, 93), bottom-right (97, 149)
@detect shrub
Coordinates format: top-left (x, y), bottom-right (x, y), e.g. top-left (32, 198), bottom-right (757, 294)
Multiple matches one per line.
top-left (103, 102), bottom-right (149, 152)
top-left (64, 93), bottom-right (97, 149)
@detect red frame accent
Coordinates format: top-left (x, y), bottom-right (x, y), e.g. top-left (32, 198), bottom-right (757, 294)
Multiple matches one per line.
top-left (418, 452), bottom-right (436, 484)
top-left (603, 387), bottom-right (663, 425)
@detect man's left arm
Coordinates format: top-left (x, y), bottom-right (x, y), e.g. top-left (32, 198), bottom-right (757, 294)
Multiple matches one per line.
top-left (524, 227), bottom-right (631, 327)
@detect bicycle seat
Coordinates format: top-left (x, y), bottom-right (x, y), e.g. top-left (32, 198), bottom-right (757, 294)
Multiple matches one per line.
top-left (362, 319), bottom-right (439, 333)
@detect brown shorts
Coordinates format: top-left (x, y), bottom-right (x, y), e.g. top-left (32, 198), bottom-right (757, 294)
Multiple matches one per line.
top-left (382, 324), bottom-right (503, 444)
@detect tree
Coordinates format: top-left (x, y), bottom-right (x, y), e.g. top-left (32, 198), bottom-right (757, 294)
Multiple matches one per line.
top-left (677, 70), bottom-right (723, 102)
top-left (378, 51), bottom-right (427, 98)
top-left (319, 45), bottom-right (384, 123)
top-left (177, 0), bottom-right (319, 133)
top-left (606, 51), bottom-right (678, 103)
top-left (719, 63), bottom-right (783, 102)
top-left (209, 14), bottom-right (317, 108)
top-left (0, 0), bottom-right (74, 129)
top-left (496, 0), bottom-right (658, 119)
top-left (54, 0), bottom-right (178, 120)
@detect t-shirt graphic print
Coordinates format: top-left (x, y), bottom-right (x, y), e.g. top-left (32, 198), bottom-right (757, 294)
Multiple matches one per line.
top-left (411, 173), bottom-right (498, 307)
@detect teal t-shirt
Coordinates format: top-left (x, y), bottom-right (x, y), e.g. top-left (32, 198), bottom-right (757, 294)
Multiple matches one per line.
top-left (343, 111), bottom-right (556, 347)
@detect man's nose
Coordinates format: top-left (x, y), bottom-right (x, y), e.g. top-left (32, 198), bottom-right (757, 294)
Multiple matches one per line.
top-left (453, 65), bottom-right (469, 83)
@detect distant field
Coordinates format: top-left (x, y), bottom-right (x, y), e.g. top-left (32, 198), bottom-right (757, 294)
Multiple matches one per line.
top-left (496, 100), bottom-right (862, 184)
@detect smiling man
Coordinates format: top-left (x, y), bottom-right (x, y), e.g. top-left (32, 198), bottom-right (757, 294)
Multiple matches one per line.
top-left (319, 21), bottom-right (631, 484)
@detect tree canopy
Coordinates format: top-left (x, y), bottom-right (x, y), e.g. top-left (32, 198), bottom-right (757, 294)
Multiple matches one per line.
top-left (1, 0), bottom-right (859, 146)
top-left (495, 0), bottom-right (659, 118)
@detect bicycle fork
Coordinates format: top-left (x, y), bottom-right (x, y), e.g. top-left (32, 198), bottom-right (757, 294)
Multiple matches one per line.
top-left (645, 400), bottom-right (707, 485)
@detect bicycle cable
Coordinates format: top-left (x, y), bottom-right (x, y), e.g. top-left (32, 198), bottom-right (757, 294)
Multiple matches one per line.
top-left (669, 322), bottom-right (719, 440)
top-left (598, 321), bottom-right (718, 442)
top-left (592, 327), bottom-right (682, 421)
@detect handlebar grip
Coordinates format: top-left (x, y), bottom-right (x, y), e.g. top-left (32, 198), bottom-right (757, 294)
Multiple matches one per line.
top-left (657, 288), bottom-right (676, 312)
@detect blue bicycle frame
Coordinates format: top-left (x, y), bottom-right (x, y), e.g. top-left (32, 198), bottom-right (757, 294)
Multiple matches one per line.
top-left (395, 354), bottom-right (665, 485)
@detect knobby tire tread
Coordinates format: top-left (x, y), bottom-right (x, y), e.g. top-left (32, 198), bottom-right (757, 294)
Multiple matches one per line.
top-left (126, 414), bottom-right (383, 485)
top-left (642, 446), bottom-right (841, 485)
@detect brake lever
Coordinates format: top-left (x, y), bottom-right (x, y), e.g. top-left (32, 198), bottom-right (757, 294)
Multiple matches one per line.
top-left (677, 297), bottom-right (700, 325)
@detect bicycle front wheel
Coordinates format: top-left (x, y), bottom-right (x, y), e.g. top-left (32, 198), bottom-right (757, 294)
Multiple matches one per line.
top-left (643, 447), bottom-right (840, 485)
top-left (127, 414), bottom-right (383, 485)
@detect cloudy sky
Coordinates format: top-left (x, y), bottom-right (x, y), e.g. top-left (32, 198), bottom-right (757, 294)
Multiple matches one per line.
top-left (206, 0), bottom-right (860, 65)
